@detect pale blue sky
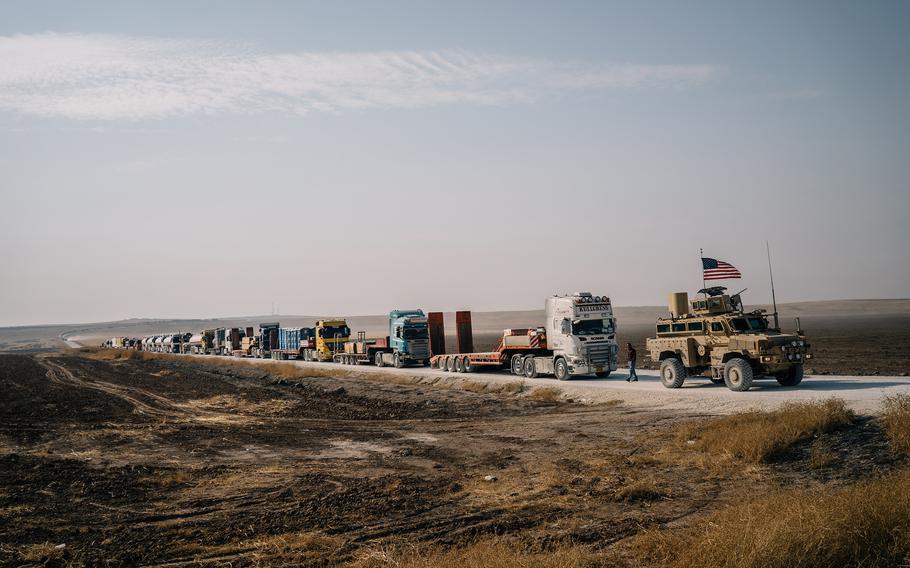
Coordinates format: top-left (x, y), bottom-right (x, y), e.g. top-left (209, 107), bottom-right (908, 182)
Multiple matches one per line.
top-left (1, 1), bottom-right (908, 325)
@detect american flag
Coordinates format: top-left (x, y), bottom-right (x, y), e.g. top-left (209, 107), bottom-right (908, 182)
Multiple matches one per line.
top-left (702, 257), bottom-right (742, 280)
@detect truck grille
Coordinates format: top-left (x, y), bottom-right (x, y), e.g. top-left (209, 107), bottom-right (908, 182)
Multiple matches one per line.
top-left (410, 339), bottom-right (429, 359)
top-left (586, 343), bottom-right (614, 365)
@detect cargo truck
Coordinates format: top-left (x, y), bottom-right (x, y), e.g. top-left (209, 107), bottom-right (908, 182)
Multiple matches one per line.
top-left (301, 319), bottom-right (350, 362)
top-left (272, 327), bottom-right (315, 360)
top-left (253, 322), bottom-right (280, 358)
top-left (334, 310), bottom-right (430, 367)
top-left (431, 292), bottom-right (618, 380)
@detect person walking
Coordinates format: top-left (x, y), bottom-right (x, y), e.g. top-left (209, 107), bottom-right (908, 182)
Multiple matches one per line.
top-left (626, 342), bottom-right (638, 382)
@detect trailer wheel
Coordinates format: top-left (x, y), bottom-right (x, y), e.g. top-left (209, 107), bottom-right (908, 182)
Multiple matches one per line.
top-left (454, 357), bottom-right (465, 373)
top-left (523, 357), bottom-right (539, 379)
top-left (511, 355), bottom-right (525, 375)
top-left (462, 356), bottom-right (474, 373)
top-left (393, 353), bottom-right (403, 368)
top-left (445, 356), bottom-right (456, 372)
top-left (375, 352), bottom-right (384, 367)
top-left (724, 358), bottom-right (754, 391)
top-left (554, 358), bottom-right (570, 381)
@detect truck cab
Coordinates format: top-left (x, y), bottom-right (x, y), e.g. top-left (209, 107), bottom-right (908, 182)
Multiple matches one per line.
top-left (387, 309), bottom-right (430, 366)
top-left (544, 292), bottom-right (618, 378)
top-left (312, 319), bottom-right (350, 361)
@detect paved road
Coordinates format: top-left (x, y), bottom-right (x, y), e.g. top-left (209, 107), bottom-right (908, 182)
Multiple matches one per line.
top-left (251, 357), bottom-right (910, 415)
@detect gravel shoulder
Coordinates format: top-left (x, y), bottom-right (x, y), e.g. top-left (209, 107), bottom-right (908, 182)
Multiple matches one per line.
top-left (206, 355), bottom-right (910, 415)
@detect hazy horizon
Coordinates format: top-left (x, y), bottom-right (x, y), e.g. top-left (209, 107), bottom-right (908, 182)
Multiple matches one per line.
top-left (2, 1), bottom-right (909, 326)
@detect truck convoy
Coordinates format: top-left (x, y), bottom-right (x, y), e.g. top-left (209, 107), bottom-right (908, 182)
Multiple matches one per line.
top-left (431, 292), bottom-right (618, 380)
top-left (102, 288), bottom-right (813, 390)
top-left (646, 287), bottom-right (812, 391)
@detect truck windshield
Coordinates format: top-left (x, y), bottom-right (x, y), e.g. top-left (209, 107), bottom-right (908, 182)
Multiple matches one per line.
top-left (403, 327), bottom-right (428, 340)
top-left (731, 318), bottom-right (767, 332)
top-left (321, 327), bottom-right (350, 338)
top-left (572, 319), bottom-right (614, 335)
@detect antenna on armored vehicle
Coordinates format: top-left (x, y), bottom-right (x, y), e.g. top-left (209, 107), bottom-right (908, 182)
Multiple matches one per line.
top-left (766, 241), bottom-right (780, 330)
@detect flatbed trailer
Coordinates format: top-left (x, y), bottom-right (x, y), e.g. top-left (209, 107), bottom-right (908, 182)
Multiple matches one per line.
top-left (430, 328), bottom-right (549, 373)
top-left (333, 333), bottom-right (392, 365)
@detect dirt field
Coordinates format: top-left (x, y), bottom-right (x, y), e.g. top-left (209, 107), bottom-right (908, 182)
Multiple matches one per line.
top-left (2, 352), bottom-right (908, 566)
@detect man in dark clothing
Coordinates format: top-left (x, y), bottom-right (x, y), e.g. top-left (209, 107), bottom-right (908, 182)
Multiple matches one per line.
top-left (626, 342), bottom-right (638, 382)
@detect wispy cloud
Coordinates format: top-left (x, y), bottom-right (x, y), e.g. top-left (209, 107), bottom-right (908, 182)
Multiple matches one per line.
top-left (0, 33), bottom-right (718, 120)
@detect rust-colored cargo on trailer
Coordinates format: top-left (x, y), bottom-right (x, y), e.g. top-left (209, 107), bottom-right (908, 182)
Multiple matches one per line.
top-left (455, 311), bottom-right (474, 354)
top-left (428, 312), bottom-right (445, 356)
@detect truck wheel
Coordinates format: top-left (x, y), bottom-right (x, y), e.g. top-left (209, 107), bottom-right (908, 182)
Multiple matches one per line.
top-left (462, 356), bottom-right (474, 373)
top-left (445, 356), bottom-right (456, 372)
top-left (523, 357), bottom-right (539, 379)
top-left (554, 358), bottom-right (570, 381)
top-left (724, 358), bottom-right (754, 391)
top-left (375, 352), bottom-right (384, 367)
top-left (454, 357), bottom-right (465, 373)
top-left (660, 358), bottom-right (686, 388)
top-left (511, 355), bottom-right (525, 375)
top-left (595, 371), bottom-right (610, 378)
top-left (393, 353), bottom-right (403, 368)
top-left (776, 364), bottom-right (804, 387)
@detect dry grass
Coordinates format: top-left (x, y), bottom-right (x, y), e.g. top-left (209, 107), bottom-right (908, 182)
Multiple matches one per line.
top-left (247, 531), bottom-right (346, 567)
top-left (17, 543), bottom-right (70, 564)
top-left (677, 398), bottom-right (854, 463)
top-left (527, 386), bottom-right (563, 403)
top-left (612, 477), bottom-right (666, 502)
top-left (629, 468), bottom-right (910, 568)
top-left (882, 393), bottom-right (910, 456)
top-left (351, 539), bottom-right (598, 568)
top-left (808, 439), bottom-right (836, 469)
top-left (79, 349), bottom-right (550, 401)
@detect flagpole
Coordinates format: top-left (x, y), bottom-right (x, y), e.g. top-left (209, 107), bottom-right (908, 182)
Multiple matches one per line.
top-left (700, 248), bottom-right (706, 298)
top-left (766, 240), bottom-right (780, 330)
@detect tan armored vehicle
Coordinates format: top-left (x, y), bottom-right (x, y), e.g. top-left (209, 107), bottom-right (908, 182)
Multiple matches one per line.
top-left (646, 287), bottom-right (812, 391)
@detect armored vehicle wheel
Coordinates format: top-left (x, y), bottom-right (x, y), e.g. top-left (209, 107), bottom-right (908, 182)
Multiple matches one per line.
top-left (394, 353), bottom-right (403, 368)
top-left (660, 358), bottom-right (686, 388)
top-left (462, 356), bottom-right (474, 373)
top-left (595, 371), bottom-right (611, 378)
top-left (375, 352), bottom-right (384, 367)
top-left (555, 358), bottom-right (570, 381)
top-left (523, 357), bottom-right (539, 379)
top-left (511, 355), bottom-right (525, 375)
top-left (724, 358), bottom-right (754, 391)
top-left (454, 356), bottom-right (465, 373)
top-left (776, 364), bottom-right (804, 387)
top-left (710, 377), bottom-right (724, 385)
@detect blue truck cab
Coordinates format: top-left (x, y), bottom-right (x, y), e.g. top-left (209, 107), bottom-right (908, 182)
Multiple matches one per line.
top-left (387, 309), bottom-right (430, 366)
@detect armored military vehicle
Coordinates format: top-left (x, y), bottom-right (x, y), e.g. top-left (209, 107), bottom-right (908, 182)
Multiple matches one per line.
top-left (646, 287), bottom-right (812, 391)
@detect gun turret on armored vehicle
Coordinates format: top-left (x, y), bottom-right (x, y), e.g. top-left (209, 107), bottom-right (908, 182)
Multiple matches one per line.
top-left (646, 288), bottom-right (812, 391)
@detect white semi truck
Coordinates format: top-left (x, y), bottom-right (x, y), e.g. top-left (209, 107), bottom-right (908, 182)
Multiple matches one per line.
top-left (430, 292), bottom-right (618, 380)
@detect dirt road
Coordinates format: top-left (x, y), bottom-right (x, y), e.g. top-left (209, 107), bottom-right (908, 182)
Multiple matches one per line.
top-left (199, 355), bottom-right (910, 415)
